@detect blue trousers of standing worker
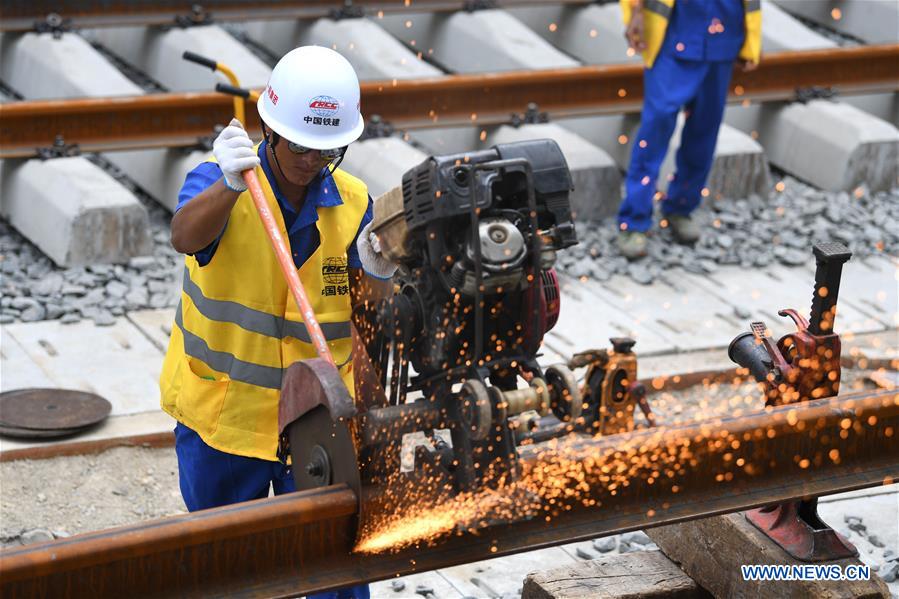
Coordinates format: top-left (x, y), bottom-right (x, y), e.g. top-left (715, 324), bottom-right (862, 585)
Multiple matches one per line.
top-left (618, 50), bottom-right (735, 233)
top-left (174, 422), bottom-right (370, 599)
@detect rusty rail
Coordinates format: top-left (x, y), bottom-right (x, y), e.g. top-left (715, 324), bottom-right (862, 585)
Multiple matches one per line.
top-left (1, 45), bottom-right (897, 158)
top-left (0, 0), bottom-right (593, 31)
top-left (2, 389), bottom-right (897, 598)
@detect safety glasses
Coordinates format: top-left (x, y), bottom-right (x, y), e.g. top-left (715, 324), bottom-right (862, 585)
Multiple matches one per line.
top-left (286, 141), bottom-right (345, 160)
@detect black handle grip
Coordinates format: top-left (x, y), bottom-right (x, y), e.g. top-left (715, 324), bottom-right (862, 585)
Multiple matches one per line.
top-left (215, 83), bottom-right (250, 99)
top-left (809, 241), bottom-right (852, 335)
top-left (182, 51), bottom-right (217, 71)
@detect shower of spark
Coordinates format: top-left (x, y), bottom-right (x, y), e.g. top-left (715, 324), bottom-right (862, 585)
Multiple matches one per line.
top-left (354, 370), bottom-right (885, 554)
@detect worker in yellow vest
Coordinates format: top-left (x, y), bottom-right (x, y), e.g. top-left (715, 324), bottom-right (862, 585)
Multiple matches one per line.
top-left (160, 46), bottom-right (394, 599)
top-left (617, 0), bottom-right (762, 259)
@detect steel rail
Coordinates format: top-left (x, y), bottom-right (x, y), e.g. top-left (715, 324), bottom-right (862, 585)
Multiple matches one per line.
top-left (1, 45), bottom-right (897, 159)
top-left (0, 0), bottom-right (593, 32)
top-left (1, 389), bottom-right (897, 598)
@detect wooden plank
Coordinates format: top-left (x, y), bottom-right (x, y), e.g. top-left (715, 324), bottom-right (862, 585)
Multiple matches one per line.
top-left (522, 550), bottom-right (709, 599)
top-left (647, 513), bottom-right (891, 599)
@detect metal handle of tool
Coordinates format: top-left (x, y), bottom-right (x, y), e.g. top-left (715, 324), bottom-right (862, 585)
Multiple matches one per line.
top-left (182, 51), bottom-right (247, 123)
top-left (242, 169), bottom-right (336, 366)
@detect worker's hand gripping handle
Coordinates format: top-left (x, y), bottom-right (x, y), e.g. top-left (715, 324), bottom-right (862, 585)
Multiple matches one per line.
top-left (808, 241), bottom-right (852, 336)
top-left (241, 169), bottom-right (336, 366)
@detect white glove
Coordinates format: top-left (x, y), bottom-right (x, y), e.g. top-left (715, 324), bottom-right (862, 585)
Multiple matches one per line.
top-left (213, 118), bottom-right (260, 192)
top-left (357, 221), bottom-right (397, 280)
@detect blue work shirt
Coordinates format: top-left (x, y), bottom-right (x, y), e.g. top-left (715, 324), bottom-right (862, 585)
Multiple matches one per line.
top-left (661, 0), bottom-right (745, 62)
top-left (176, 141), bottom-right (372, 270)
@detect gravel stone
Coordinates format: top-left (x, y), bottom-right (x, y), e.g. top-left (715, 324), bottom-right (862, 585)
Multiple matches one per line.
top-left (128, 256), bottom-right (157, 271)
top-left (10, 297), bottom-right (38, 311)
top-left (61, 284), bottom-right (88, 296)
top-left (575, 547), bottom-right (594, 560)
top-left (60, 313), bottom-right (81, 325)
top-left (33, 273), bottom-right (63, 296)
top-left (557, 177), bottom-right (898, 285)
top-left (593, 536), bottom-right (617, 553)
top-left (106, 281), bottom-right (129, 298)
top-left (880, 559), bottom-right (899, 583)
top-left (92, 310), bottom-right (117, 327)
top-left (20, 305), bottom-right (47, 322)
top-left (20, 529), bottom-right (54, 545)
top-left (620, 531), bottom-right (651, 545)
top-left (843, 515), bottom-right (866, 534)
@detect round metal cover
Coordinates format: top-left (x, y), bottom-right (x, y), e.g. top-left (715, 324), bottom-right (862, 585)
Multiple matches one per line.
top-left (0, 388), bottom-right (111, 431)
top-left (0, 423), bottom-right (91, 440)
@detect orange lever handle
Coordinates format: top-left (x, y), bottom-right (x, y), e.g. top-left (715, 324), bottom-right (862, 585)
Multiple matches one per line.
top-left (242, 169), bottom-right (335, 366)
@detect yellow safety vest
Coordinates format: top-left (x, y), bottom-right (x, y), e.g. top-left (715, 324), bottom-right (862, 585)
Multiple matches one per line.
top-left (160, 146), bottom-right (369, 461)
top-left (620, 0), bottom-right (762, 68)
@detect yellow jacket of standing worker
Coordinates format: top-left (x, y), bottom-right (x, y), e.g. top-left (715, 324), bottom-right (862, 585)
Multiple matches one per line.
top-left (620, 0), bottom-right (762, 68)
top-left (160, 144), bottom-right (368, 461)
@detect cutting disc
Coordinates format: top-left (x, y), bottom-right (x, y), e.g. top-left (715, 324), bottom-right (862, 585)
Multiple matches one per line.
top-left (0, 388), bottom-right (111, 437)
top-left (287, 404), bottom-right (360, 495)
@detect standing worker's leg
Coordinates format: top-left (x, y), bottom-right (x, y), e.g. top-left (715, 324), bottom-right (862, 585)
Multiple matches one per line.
top-left (174, 423), bottom-right (281, 510)
top-left (618, 53), bottom-right (708, 234)
top-left (663, 60), bottom-right (734, 223)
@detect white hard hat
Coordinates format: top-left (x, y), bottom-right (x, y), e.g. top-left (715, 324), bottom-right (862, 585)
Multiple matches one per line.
top-left (257, 46), bottom-right (364, 150)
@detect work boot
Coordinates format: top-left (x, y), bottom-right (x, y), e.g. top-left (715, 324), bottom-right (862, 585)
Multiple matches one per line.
top-left (617, 231), bottom-right (648, 260)
top-left (667, 214), bottom-right (701, 245)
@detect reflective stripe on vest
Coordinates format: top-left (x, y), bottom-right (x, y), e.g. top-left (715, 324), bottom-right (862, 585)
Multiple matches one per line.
top-left (644, 0), bottom-right (672, 18)
top-left (181, 266), bottom-right (351, 344)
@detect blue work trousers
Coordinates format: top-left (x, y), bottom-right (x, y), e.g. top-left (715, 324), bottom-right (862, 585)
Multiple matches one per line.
top-left (618, 51), bottom-right (735, 232)
top-left (174, 422), bottom-right (370, 599)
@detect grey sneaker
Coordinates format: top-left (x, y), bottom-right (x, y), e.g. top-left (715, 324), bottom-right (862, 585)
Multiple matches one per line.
top-left (667, 214), bottom-right (701, 244)
top-left (617, 231), bottom-right (648, 260)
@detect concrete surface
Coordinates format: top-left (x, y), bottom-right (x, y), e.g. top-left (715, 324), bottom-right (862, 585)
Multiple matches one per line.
top-left (726, 100), bottom-right (899, 193)
top-left (760, 0), bottom-right (837, 52)
top-left (379, 9), bottom-right (580, 73)
top-left (0, 158), bottom-right (152, 267)
top-left (688, 263), bottom-right (889, 338)
top-left (86, 24), bottom-right (271, 91)
top-left (773, 0), bottom-right (899, 45)
top-left (341, 137), bottom-right (429, 199)
top-left (103, 147), bottom-right (211, 214)
top-left (0, 32), bottom-right (142, 99)
top-left (84, 23), bottom-right (268, 212)
top-left (798, 255), bottom-right (898, 330)
top-left (244, 17), bottom-right (443, 80)
top-left (485, 123), bottom-right (623, 221)
top-left (0, 317), bottom-right (163, 416)
top-left (657, 115), bottom-right (771, 202)
top-left (560, 113), bottom-right (770, 206)
top-left (843, 93), bottom-right (899, 129)
top-left (508, 3), bottom-right (641, 65)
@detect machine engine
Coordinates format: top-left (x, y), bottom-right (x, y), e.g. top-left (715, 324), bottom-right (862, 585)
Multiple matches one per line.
top-left (368, 139), bottom-right (576, 390)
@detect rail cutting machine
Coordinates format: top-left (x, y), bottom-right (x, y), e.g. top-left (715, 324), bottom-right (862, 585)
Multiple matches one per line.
top-left (277, 137), bottom-right (862, 560)
top-left (278, 140), bottom-right (650, 521)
